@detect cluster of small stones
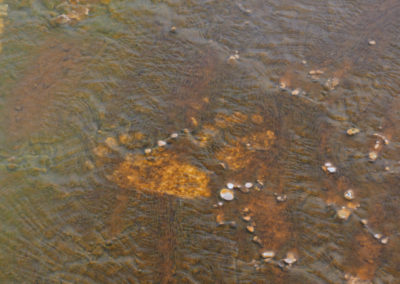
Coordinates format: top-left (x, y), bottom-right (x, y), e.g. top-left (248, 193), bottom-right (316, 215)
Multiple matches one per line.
top-left (218, 181), bottom-right (263, 202)
top-left (279, 82), bottom-right (306, 97)
top-left (279, 65), bottom-right (341, 95)
top-left (369, 133), bottom-right (389, 162)
top-left (360, 219), bottom-right (389, 245)
top-left (308, 69), bottom-right (324, 81)
top-left (322, 161), bottom-right (337, 174)
top-left (256, 250), bottom-right (298, 271)
top-left (50, 1), bottom-right (90, 26)
top-left (96, 128), bottom-right (215, 198)
top-left (216, 180), bottom-right (297, 270)
top-left (344, 273), bottom-right (373, 284)
top-left (322, 162), bottom-right (359, 221)
top-left (345, 128), bottom-right (390, 163)
top-left (280, 64), bottom-right (342, 94)
top-left (241, 207), bottom-right (298, 270)
top-left (142, 132), bottom-right (180, 155)
top-left (346, 127), bottom-right (360, 136)
top-left (227, 51), bottom-right (240, 64)
top-left (320, 132), bottom-right (391, 245)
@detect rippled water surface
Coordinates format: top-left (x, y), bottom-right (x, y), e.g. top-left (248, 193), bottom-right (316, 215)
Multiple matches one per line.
top-left (0, 0), bottom-right (399, 283)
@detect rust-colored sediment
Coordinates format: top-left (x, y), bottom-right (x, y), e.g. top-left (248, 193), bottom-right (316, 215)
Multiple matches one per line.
top-left (249, 195), bottom-right (291, 251)
top-left (108, 189), bottom-right (130, 237)
top-left (170, 49), bottom-right (218, 125)
top-left (5, 39), bottom-right (84, 142)
top-left (280, 0), bottom-right (399, 90)
top-left (349, 232), bottom-right (381, 280)
top-left (109, 149), bottom-right (211, 198)
top-left (153, 196), bottom-right (177, 284)
top-left (216, 129), bottom-right (276, 172)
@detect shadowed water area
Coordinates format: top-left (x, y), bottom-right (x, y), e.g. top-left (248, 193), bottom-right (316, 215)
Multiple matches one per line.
top-left (0, 0), bottom-right (399, 283)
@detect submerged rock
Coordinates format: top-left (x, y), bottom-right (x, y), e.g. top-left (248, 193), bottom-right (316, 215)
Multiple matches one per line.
top-left (220, 188), bottom-right (234, 201)
top-left (368, 151), bottom-right (378, 162)
top-left (380, 236), bottom-right (389, 244)
top-left (291, 88), bottom-right (300, 96)
top-left (344, 189), bottom-right (355, 201)
top-left (226, 182), bottom-right (234, 189)
top-left (337, 207), bottom-right (352, 220)
top-left (261, 250), bottom-right (275, 259)
top-left (242, 215), bottom-right (251, 222)
top-left (283, 252), bottom-right (297, 265)
top-left (0, 4), bottom-right (8, 17)
top-left (322, 162), bottom-right (337, 174)
top-left (324, 77), bottom-right (340, 91)
top-left (245, 182), bottom-right (253, 189)
top-left (346, 128), bottom-right (360, 136)
top-left (246, 225), bottom-right (255, 233)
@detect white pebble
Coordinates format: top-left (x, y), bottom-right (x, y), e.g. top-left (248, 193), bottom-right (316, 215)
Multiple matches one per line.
top-left (144, 148), bottom-right (152, 154)
top-left (327, 166), bottom-right (337, 173)
top-left (369, 151), bottom-right (378, 161)
top-left (170, 133), bottom-right (179, 138)
top-left (291, 88), bottom-right (300, 96)
top-left (158, 140), bottom-right (167, 147)
top-left (283, 252), bottom-right (297, 265)
top-left (368, 40), bottom-right (376, 46)
top-left (337, 207), bottom-right (351, 220)
top-left (344, 189), bottom-right (355, 201)
top-left (346, 128), bottom-right (360, 136)
top-left (323, 162), bottom-right (337, 173)
top-left (245, 182), bottom-right (253, 189)
top-left (380, 237), bottom-right (389, 244)
top-left (261, 251), bottom-right (275, 259)
top-left (374, 233), bottom-right (382, 240)
top-left (220, 188), bottom-right (234, 201)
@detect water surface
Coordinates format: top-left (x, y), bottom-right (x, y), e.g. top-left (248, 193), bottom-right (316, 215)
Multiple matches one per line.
top-left (0, 0), bottom-right (399, 283)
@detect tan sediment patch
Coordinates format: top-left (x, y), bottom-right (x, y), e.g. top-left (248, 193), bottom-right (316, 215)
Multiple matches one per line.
top-left (109, 150), bottom-right (211, 198)
top-left (241, 130), bottom-right (276, 150)
top-left (216, 130), bottom-right (276, 171)
top-left (251, 114), bottom-right (264, 124)
top-left (215, 111), bottom-right (248, 128)
top-left (93, 145), bottom-right (111, 158)
top-left (0, 18), bottom-right (3, 53)
top-left (0, 3), bottom-right (5, 54)
top-left (50, 0), bottom-right (96, 25)
top-left (194, 124), bottom-right (219, 147)
top-left (0, 18), bottom-right (4, 34)
top-left (4, 38), bottom-right (93, 143)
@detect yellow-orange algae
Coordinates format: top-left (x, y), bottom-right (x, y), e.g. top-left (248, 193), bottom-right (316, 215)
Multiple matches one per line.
top-left (215, 112), bottom-right (248, 128)
top-left (109, 150), bottom-right (210, 198)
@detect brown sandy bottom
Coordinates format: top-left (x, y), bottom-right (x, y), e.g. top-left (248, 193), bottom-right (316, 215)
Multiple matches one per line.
top-left (278, 0), bottom-right (400, 101)
top-left (1, 1), bottom-right (399, 282)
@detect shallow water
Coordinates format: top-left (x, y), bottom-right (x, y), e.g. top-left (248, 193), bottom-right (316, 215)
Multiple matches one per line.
top-left (0, 0), bottom-right (399, 283)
